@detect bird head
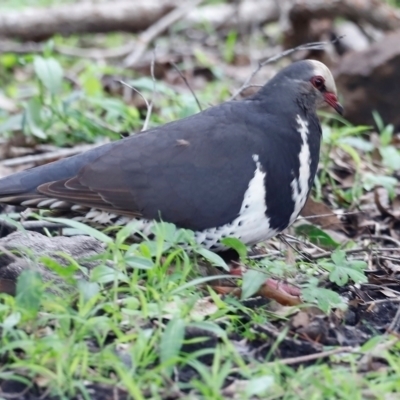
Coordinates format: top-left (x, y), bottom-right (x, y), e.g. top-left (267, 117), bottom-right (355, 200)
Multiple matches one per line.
top-left (306, 59), bottom-right (343, 116)
top-left (302, 60), bottom-right (344, 115)
top-left (261, 59), bottom-right (344, 116)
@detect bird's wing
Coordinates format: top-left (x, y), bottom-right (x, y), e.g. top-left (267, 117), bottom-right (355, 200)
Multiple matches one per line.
top-left (1, 103), bottom-right (264, 231)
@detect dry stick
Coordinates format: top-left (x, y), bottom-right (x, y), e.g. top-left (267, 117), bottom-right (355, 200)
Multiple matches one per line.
top-left (229, 37), bottom-right (343, 101)
top-left (0, 143), bottom-right (104, 168)
top-left (0, 220), bottom-right (66, 232)
top-left (123, 0), bottom-right (204, 68)
top-left (387, 302), bottom-right (400, 334)
top-left (266, 346), bottom-right (355, 366)
top-left (278, 233), bottom-right (314, 262)
top-left (360, 234), bottom-right (400, 248)
top-left (282, 233), bottom-right (326, 254)
top-left (312, 247), bottom-right (400, 261)
top-left (364, 298), bottom-right (400, 305)
top-left (171, 61), bottom-right (203, 112)
top-left (143, 52), bottom-right (157, 132)
top-left (118, 80), bottom-right (153, 132)
top-left (298, 210), bottom-right (365, 221)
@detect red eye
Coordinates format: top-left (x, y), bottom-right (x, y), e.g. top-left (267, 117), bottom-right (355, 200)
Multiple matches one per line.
top-left (311, 76), bottom-right (325, 90)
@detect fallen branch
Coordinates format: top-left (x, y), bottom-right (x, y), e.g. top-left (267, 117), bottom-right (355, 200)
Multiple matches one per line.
top-left (123, 0), bottom-right (204, 68)
top-left (289, 0), bottom-right (400, 32)
top-left (0, 0), bottom-right (178, 41)
top-left (266, 346), bottom-right (355, 366)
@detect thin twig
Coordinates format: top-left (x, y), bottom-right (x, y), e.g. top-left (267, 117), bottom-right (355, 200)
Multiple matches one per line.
top-left (118, 80), bottom-right (153, 132)
top-left (0, 142), bottom-right (105, 168)
top-left (266, 346), bottom-right (354, 366)
top-left (171, 61), bottom-right (202, 111)
top-left (123, 0), bottom-right (204, 67)
top-left (0, 219), bottom-right (66, 232)
top-left (144, 51), bottom-right (157, 132)
top-left (364, 298), bottom-right (400, 305)
top-left (312, 247), bottom-right (400, 261)
top-left (229, 37), bottom-right (344, 100)
top-left (278, 234), bottom-right (314, 262)
top-left (298, 210), bottom-right (364, 221)
top-left (360, 234), bottom-right (400, 248)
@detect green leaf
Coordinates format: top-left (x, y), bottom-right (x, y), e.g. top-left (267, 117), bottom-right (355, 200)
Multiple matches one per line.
top-left (33, 56), bottom-right (63, 95)
top-left (321, 250), bottom-right (367, 286)
top-left (77, 280), bottom-right (100, 303)
top-left (196, 248), bottom-right (229, 271)
top-left (241, 270), bottom-right (266, 300)
top-left (16, 270), bottom-right (44, 317)
top-left (124, 255), bottom-right (155, 270)
top-left (380, 146), bottom-right (400, 170)
top-left (160, 318), bottom-right (185, 375)
top-left (40, 256), bottom-right (78, 282)
top-left (2, 312), bottom-right (21, 330)
top-left (246, 376), bottom-right (274, 397)
top-left (380, 124), bottom-right (394, 146)
top-left (295, 224), bottom-right (339, 249)
top-left (221, 237), bottom-right (247, 260)
top-left (338, 142), bottom-right (361, 166)
top-left (302, 287), bottom-right (345, 313)
top-left (223, 30), bottom-right (238, 63)
top-left (339, 137), bottom-right (374, 152)
top-left (363, 173), bottom-right (397, 197)
top-left (189, 321), bottom-right (227, 338)
top-left (25, 97), bottom-right (46, 139)
top-left (331, 249), bottom-right (346, 265)
top-left (171, 275), bottom-right (232, 295)
top-left (90, 265), bottom-right (128, 284)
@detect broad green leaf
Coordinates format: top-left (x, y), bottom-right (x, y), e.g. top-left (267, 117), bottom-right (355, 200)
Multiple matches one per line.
top-left (363, 173), bottom-right (397, 197)
top-left (33, 56), bottom-right (63, 95)
top-left (321, 250), bottom-right (367, 286)
top-left (221, 237), bottom-right (248, 260)
top-left (380, 146), bottom-right (400, 170)
top-left (16, 270), bottom-right (44, 317)
top-left (246, 376), bottom-right (274, 397)
top-left (339, 136), bottom-right (374, 152)
top-left (82, 75), bottom-right (102, 96)
top-left (241, 270), bottom-right (266, 300)
top-left (124, 255), bottom-right (154, 270)
top-left (2, 312), bottom-right (21, 330)
top-left (302, 287), bottom-right (345, 313)
top-left (25, 97), bottom-right (46, 139)
top-left (77, 280), bottom-right (100, 303)
top-left (160, 317), bottom-right (185, 375)
top-left (331, 249), bottom-right (346, 265)
top-left (295, 224), bottom-right (339, 249)
top-left (196, 248), bottom-right (229, 271)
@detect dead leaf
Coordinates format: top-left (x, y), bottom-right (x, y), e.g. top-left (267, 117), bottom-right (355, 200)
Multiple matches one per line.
top-left (300, 197), bottom-right (343, 230)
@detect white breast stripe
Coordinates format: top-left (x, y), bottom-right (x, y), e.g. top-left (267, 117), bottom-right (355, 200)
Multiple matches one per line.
top-left (289, 115), bottom-right (311, 225)
top-left (193, 153), bottom-right (277, 251)
top-left (79, 154), bottom-right (277, 251)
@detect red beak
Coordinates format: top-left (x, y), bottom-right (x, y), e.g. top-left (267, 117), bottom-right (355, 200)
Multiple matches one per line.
top-left (324, 92), bottom-right (344, 115)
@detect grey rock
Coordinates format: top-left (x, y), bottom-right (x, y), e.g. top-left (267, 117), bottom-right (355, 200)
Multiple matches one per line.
top-left (0, 231), bottom-right (106, 294)
top-left (335, 29), bottom-right (400, 129)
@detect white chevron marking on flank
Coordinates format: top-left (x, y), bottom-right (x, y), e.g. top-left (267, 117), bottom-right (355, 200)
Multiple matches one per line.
top-left (289, 115), bottom-right (311, 225)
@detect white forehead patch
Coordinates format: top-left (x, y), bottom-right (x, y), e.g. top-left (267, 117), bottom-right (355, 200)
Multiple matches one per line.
top-left (307, 60), bottom-right (337, 94)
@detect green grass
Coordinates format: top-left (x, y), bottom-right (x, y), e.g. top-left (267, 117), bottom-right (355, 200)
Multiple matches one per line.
top-left (1, 2), bottom-right (400, 398)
